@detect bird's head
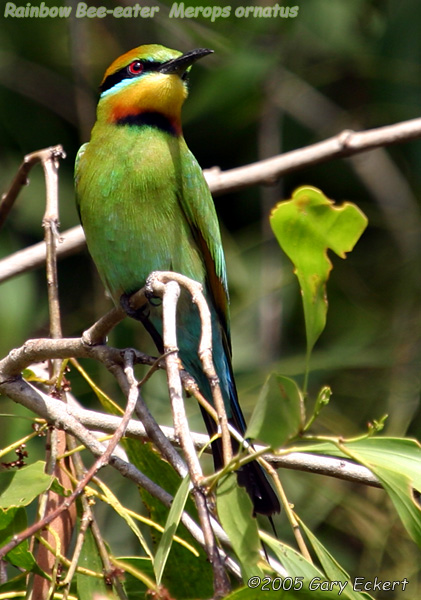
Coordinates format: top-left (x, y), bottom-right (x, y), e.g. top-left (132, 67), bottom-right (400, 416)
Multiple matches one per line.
top-left (96, 44), bottom-right (213, 134)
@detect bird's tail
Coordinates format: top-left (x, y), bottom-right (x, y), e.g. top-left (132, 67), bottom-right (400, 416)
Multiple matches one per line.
top-left (132, 300), bottom-right (280, 516)
top-left (200, 405), bottom-right (281, 517)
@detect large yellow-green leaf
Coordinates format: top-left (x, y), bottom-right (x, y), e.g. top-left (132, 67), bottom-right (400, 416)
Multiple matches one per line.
top-left (270, 186), bottom-right (367, 355)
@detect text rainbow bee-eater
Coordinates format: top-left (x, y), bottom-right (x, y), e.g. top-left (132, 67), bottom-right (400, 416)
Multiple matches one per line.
top-left (75, 44), bottom-right (280, 516)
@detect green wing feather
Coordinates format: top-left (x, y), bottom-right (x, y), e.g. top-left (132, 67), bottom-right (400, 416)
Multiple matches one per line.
top-left (179, 142), bottom-right (231, 343)
top-left (74, 143), bottom-right (88, 220)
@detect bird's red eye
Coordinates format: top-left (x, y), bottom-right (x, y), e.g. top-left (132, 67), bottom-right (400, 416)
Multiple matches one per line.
top-left (128, 61), bottom-right (143, 75)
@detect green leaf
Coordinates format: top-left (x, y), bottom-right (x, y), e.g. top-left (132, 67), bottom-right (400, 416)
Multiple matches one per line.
top-left (0, 507), bottom-right (45, 576)
top-left (22, 368), bottom-right (43, 382)
top-left (368, 467), bottom-right (421, 547)
top-left (261, 533), bottom-right (373, 599)
top-left (116, 557), bottom-right (155, 600)
top-left (347, 438), bottom-right (421, 489)
top-left (298, 519), bottom-right (373, 600)
top-left (216, 473), bottom-right (263, 581)
top-left (295, 437), bottom-right (421, 546)
top-left (270, 186), bottom-right (368, 355)
top-left (225, 585), bottom-right (360, 599)
top-left (77, 525), bottom-right (108, 599)
top-left (344, 438), bottom-right (421, 547)
top-left (154, 474), bottom-right (191, 585)
top-left (246, 374), bottom-right (303, 447)
top-left (124, 439), bottom-right (213, 598)
top-left (0, 573), bottom-right (28, 594)
top-left (262, 532), bottom-right (331, 582)
top-left (0, 461), bottom-right (53, 508)
top-left (95, 477), bottom-right (153, 560)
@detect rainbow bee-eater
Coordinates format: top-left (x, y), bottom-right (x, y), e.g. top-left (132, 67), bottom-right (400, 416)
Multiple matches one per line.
top-left (75, 44), bottom-right (280, 516)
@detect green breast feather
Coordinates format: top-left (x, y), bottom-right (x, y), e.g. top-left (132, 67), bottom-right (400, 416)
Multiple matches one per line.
top-left (75, 125), bottom-right (229, 337)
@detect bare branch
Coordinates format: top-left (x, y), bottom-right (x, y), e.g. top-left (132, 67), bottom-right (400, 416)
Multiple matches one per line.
top-left (103, 343), bottom-right (189, 478)
top-left (0, 332), bottom-right (381, 490)
top-left (205, 116), bottom-right (421, 194)
top-left (41, 146), bottom-right (65, 343)
top-left (82, 286), bottom-right (148, 346)
top-left (2, 116), bottom-right (421, 284)
top-left (0, 225), bottom-right (83, 284)
top-left (0, 145), bottom-right (65, 230)
top-left (0, 363), bottom-right (242, 578)
top-left (147, 271), bottom-right (232, 466)
top-left (0, 350), bottom-right (143, 561)
top-left (0, 336), bottom-right (155, 381)
top-left (28, 145), bottom-right (70, 600)
top-left (62, 407), bottom-right (382, 489)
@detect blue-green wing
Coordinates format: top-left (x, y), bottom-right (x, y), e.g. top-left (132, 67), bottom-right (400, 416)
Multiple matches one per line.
top-left (179, 144), bottom-right (230, 342)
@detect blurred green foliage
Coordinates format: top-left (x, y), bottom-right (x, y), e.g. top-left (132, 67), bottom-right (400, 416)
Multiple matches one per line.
top-left (1, 0), bottom-right (421, 595)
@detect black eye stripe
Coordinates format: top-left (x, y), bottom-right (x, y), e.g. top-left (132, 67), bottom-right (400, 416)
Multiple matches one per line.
top-left (99, 60), bottom-right (162, 94)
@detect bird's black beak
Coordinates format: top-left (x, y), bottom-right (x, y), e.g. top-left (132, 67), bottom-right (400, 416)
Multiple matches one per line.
top-left (158, 48), bottom-right (213, 76)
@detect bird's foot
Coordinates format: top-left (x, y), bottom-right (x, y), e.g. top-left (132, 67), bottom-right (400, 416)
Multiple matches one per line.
top-left (120, 292), bottom-right (148, 321)
top-left (145, 290), bottom-right (162, 307)
top-left (120, 292), bottom-right (164, 353)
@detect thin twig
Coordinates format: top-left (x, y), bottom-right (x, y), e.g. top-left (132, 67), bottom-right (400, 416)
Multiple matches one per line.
top-left (0, 351), bottom-right (145, 563)
top-left (98, 342), bottom-right (189, 479)
top-left (0, 145), bottom-right (65, 230)
top-left (42, 146), bottom-right (65, 342)
top-left (36, 533), bottom-right (101, 580)
top-left (81, 307), bottom-right (124, 345)
top-left (0, 336), bottom-right (380, 488)
top-left (0, 374), bottom-right (241, 577)
top-left (60, 508), bottom-right (92, 599)
top-left (29, 145), bottom-right (72, 600)
top-left (181, 370), bottom-right (219, 423)
top-left (81, 285), bottom-right (147, 346)
top-left (261, 457), bottom-right (312, 562)
top-left (62, 436), bottom-right (128, 599)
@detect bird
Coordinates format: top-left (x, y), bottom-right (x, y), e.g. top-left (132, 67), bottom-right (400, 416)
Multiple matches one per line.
top-left (75, 44), bottom-right (280, 517)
